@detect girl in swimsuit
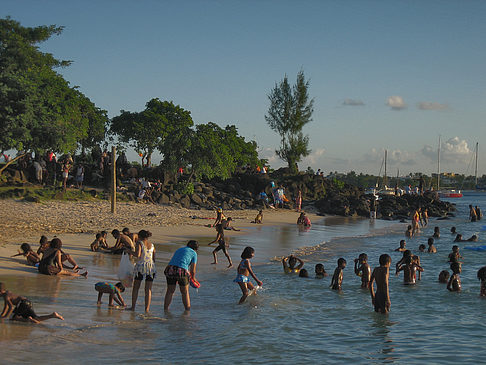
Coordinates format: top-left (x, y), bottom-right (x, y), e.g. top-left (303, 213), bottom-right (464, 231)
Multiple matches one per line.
top-left (234, 247), bottom-right (262, 304)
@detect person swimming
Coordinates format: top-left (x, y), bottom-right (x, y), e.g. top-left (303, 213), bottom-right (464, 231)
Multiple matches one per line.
top-left (282, 255), bottom-right (304, 274)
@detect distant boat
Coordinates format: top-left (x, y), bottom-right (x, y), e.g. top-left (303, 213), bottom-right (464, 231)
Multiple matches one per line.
top-left (437, 136), bottom-right (463, 198)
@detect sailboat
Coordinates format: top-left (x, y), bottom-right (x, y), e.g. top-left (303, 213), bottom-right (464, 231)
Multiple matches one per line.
top-left (437, 136), bottom-right (463, 198)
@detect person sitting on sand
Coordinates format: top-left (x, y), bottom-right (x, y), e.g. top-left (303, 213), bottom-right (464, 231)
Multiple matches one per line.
top-left (91, 233), bottom-right (105, 252)
top-left (38, 238), bottom-right (87, 277)
top-left (369, 254), bottom-right (392, 314)
top-left (110, 229), bottom-right (135, 254)
top-left (282, 255), bottom-right (304, 274)
top-left (438, 270), bottom-right (450, 283)
top-left (251, 210), bottom-right (263, 224)
top-left (122, 228), bottom-right (139, 246)
top-left (330, 258), bottom-right (347, 290)
top-left (208, 224), bottom-right (233, 268)
top-left (11, 243), bottom-right (40, 266)
top-left (315, 263), bottom-right (328, 278)
top-left (0, 282), bottom-right (64, 323)
top-left (427, 238), bottom-right (437, 253)
top-left (354, 253), bottom-right (371, 288)
top-left (222, 217), bottom-right (240, 231)
top-left (297, 212), bottom-right (311, 227)
top-left (37, 235), bottom-right (50, 256)
top-left (395, 240), bottom-right (407, 252)
top-left (95, 281), bottom-right (126, 308)
top-left (447, 262), bottom-right (462, 292)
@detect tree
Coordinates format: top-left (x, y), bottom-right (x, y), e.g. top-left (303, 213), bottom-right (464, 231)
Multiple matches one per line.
top-left (0, 17), bottom-right (108, 158)
top-left (265, 70), bottom-right (314, 173)
top-left (186, 123), bottom-right (260, 180)
top-left (110, 99), bottom-right (193, 167)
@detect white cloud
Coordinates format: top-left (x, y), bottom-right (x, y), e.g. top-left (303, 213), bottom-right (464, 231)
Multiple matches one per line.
top-left (301, 148), bottom-right (325, 165)
top-left (361, 148), bottom-right (417, 166)
top-left (343, 98), bottom-right (365, 106)
top-left (421, 137), bottom-right (471, 164)
top-left (417, 102), bottom-right (449, 111)
top-left (386, 96), bottom-right (407, 110)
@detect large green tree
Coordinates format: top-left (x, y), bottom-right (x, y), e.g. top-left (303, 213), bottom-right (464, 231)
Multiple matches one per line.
top-left (265, 70), bottom-right (314, 173)
top-left (0, 17), bottom-right (107, 158)
top-left (186, 123), bottom-right (259, 180)
top-left (110, 98), bottom-right (193, 167)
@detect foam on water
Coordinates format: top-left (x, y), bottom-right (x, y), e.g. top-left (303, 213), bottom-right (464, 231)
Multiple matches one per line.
top-left (2, 193), bottom-right (486, 363)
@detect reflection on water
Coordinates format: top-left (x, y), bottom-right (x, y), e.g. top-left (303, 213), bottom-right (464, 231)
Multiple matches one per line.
top-left (2, 196), bottom-right (486, 363)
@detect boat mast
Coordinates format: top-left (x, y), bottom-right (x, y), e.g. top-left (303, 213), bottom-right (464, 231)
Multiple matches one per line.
top-left (384, 149), bottom-right (388, 187)
top-left (475, 142), bottom-right (479, 187)
top-left (437, 136), bottom-right (441, 190)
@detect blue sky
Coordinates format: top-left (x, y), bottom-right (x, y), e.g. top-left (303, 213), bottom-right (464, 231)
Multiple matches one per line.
top-left (3, 0), bottom-right (486, 175)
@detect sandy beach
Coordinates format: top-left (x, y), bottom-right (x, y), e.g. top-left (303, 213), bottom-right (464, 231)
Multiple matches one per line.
top-left (0, 198), bottom-right (320, 276)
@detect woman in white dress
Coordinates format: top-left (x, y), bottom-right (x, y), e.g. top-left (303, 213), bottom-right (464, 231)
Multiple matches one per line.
top-left (128, 230), bottom-right (156, 312)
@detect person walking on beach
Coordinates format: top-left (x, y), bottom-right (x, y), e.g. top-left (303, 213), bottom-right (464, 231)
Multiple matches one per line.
top-left (209, 224), bottom-right (233, 268)
top-left (295, 190), bottom-right (302, 212)
top-left (127, 230), bottom-right (156, 312)
top-left (1, 283), bottom-right (64, 323)
top-left (412, 209), bottom-right (420, 236)
top-left (369, 254), bottom-right (391, 314)
top-left (212, 207), bottom-right (225, 227)
top-left (234, 247), bottom-right (263, 304)
top-left (164, 240), bottom-right (199, 312)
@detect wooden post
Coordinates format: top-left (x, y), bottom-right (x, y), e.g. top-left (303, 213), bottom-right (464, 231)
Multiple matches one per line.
top-left (111, 146), bottom-right (116, 214)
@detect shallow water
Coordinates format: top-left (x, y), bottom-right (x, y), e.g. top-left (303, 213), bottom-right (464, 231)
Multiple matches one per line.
top-left (2, 194), bottom-right (486, 363)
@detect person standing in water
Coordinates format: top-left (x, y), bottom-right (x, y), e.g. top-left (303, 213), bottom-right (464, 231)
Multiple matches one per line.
top-left (330, 258), bottom-right (346, 290)
top-left (234, 247), bottom-right (263, 304)
top-left (164, 240), bottom-right (199, 312)
top-left (369, 254), bottom-right (392, 314)
top-left (354, 253), bottom-right (371, 288)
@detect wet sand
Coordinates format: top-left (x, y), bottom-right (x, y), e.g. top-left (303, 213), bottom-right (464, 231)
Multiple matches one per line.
top-left (0, 198), bottom-right (320, 276)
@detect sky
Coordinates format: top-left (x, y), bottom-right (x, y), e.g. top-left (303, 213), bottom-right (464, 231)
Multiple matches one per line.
top-left (2, 0), bottom-right (486, 176)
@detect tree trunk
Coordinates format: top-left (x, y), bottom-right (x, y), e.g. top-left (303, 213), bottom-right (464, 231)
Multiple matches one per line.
top-left (0, 153), bottom-right (27, 176)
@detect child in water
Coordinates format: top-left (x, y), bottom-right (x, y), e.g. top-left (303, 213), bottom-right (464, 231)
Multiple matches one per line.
top-left (354, 253), bottom-right (371, 288)
top-left (369, 254), bottom-right (392, 314)
top-left (299, 269), bottom-right (309, 278)
top-left (209, 224), bottom-right (233, 268)
top-left (477, 266), bottom-right (486, 296)
top-left (447, 262), bottom-right (462, 292)
top-left (418, 244), bottom-right (426, 252)
top-left (330, 258), bottom-right (346, 290)
top-left (0, 282), bottom-right (64, 323)
top-left (315, 263), bottom-right (328, 278)
top-left (448, 246), bottom-right (462, 263)
top-left (432, 226), bottom-right (440, 238)
top-left (405, 225), bottom-right (413, 238)
top-left (95, 282), bottom-right (126, 308)
top-left (438, 270), bottom-right (450, 283)
top-left (234, 247), bottom-right (262, 304)
top-left (11, 243), bottom-right (40, 266)
top-left (282, 255), bottom-right (304, 274)
top-left (427, 238), bottom-right (437, 253)
top-left (395, 240), bottom-right (406, 252)
top-left (396, 256), bottom-right (424, 285)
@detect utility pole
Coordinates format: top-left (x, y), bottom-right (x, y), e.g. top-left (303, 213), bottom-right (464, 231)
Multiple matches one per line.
top-left (111, 146), bottom-right (116, 214)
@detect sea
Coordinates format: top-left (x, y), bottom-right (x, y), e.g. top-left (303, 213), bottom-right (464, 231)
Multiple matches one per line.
top-left (2, 192), bottom-right (486, 364)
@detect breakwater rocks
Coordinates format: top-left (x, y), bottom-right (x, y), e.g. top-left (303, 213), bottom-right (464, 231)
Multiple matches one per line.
top-left (1, 166), bottom-right (455, 219)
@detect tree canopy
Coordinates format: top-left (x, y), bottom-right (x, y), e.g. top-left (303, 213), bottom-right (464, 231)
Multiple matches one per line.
top-left (0, 17), bottom-right (108, 155)
top-left (110, 98), bottom-right (193, 167)
top-left (265, 70), bottom-right (314, 172)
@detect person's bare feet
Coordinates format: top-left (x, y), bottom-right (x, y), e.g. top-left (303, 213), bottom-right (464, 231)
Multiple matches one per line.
top-left (127, 306), bottom-right (135, 311)
top-left (211, 262), bottom-right (217, 265)
top-left (81, 271), bottom-right (88, 278)
top-left (53, 312), bottom-right (64, 320)
top-left (227, 263), bottom-right (233, 268)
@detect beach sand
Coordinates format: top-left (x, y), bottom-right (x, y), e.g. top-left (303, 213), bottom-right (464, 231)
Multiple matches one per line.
top-left (0, 198), bottom-right (320, 276)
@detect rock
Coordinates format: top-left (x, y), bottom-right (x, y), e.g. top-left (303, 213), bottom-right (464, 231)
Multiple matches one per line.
top-left (191, 193), bottom-right (203, 206)
top-left (160, 193), bottom-right (170, 204)
top-left (24, 196), bottom-right (40, 203)
top-left (180, 195), bottom-right (191, 208)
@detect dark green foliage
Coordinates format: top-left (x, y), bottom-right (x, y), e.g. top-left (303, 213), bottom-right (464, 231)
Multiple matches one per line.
top-left (0, 17), bottom-right (108, 156)
top-left (265, 70), bottom-right (314, 172)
